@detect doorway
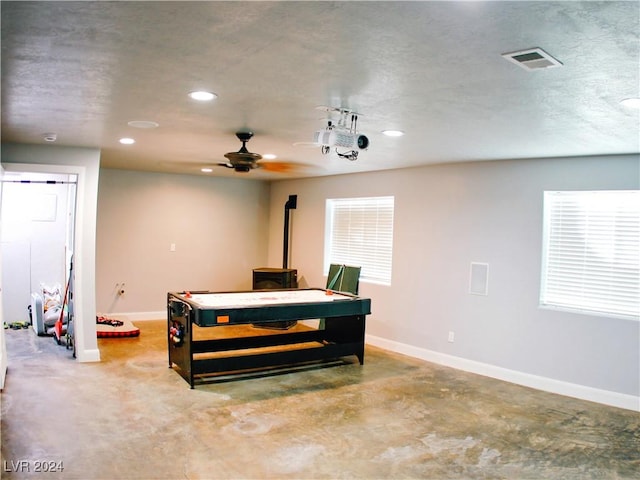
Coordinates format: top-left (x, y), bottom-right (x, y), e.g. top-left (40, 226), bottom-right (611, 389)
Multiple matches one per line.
top-left (0, 145), bottom-right (101, 364)
top-left (1, 171), bottom-right (77, 328)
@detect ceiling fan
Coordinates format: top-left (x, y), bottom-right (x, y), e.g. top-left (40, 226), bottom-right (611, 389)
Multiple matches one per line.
top-left (218, 131), bottom-right (299, 173)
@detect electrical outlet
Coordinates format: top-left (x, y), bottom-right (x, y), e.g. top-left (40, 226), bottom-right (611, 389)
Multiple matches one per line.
top-left (448, 331), bottom-right (455, 343)
top-left (170, 243), bottom-right (176, 252)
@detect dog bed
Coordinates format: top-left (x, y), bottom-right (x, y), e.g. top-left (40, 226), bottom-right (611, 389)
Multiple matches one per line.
top-left (96, 315), bottom-right (140, 338)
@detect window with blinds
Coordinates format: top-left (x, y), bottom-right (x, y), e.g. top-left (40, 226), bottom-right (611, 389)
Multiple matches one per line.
top-left (324, 196), bottom-right (395, 285)
top-left (540, 190), bottom-right (640, 320)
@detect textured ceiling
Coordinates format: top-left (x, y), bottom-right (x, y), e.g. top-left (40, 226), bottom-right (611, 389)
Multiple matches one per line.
top-left (2, 1), bottom-right (639, 179)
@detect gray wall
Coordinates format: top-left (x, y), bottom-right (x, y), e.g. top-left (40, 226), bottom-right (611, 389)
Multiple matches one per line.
top-left (96, 169), bottom-right (270, 314)
top-left (268, 154), bottom-right (639, 409)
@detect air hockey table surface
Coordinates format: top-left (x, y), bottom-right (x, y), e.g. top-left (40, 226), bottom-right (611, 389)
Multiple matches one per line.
top-left (186, 288), bottom-right (354, 306)
top-left (169, 288), bottom-right (370, 327)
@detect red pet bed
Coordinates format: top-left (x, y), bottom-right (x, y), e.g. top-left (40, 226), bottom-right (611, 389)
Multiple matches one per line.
top-left (96, 316), bottom-right (140, 338)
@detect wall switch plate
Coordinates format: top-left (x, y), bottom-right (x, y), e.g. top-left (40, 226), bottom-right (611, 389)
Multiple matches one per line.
top-left (448, 331), bottom-right (455, 343)
top-left (170, 243), bottom-right (176, 252)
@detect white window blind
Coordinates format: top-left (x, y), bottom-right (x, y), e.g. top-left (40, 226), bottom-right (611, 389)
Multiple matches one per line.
top-left (325, 196), bottom-right (395, 285)
top-left (540, 190), bottom-right (640, 319)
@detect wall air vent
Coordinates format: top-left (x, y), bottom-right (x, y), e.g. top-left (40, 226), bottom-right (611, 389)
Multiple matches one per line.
top-left (501, 47), bottom-right (563, 71)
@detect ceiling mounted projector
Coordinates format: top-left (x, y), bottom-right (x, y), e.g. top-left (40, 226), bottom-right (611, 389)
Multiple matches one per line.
top-left (310, 106), bottom-right (370, 161)
top-left (313, 130), bottom-right (369, 150)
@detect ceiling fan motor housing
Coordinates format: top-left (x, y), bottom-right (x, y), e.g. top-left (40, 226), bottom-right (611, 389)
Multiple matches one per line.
top-left (220, 130), bottom-right (297, 173)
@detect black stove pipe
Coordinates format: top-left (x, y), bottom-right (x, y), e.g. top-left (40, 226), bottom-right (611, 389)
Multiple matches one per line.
top-left (283, 195), bottom-right (297, 269)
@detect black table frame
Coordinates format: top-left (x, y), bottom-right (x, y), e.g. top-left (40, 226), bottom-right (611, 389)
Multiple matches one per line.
top-left (167, 288), bottom-right (371, 388)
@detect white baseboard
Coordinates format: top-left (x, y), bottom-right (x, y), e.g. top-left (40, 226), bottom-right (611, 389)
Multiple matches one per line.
top-left (76, 348), bottom-right (101, 363)
top-left (366, 334), bottom-right (640, 412)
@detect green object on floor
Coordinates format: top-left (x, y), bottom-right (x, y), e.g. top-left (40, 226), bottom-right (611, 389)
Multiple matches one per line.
top-left (9, 321), bottom-right (29, 329)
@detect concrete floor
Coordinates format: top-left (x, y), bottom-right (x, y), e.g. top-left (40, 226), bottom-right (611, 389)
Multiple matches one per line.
top-left (1, 319), bottom-right (639, 480)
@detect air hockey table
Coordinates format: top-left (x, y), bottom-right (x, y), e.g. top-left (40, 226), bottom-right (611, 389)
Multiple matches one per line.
top-left (167, 288), bottom-right (371, 388)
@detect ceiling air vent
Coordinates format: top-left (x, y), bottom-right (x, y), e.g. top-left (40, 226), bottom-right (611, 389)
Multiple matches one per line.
top-left (501, 47), bottom-right (563, 71)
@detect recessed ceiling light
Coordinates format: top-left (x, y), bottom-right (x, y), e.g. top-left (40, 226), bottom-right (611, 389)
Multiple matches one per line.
top-left (262, 154), bottom-right (277, 160)
top-left (201, 168), bottom-right (213, 173)
top-left (119, 138), bottom-right (135, 145)
top-left (382, 130), bottom-right (405, 137)
top-left (43, 133), bottom-right (57, 142)
top-left (188, 91), bottom-right (217, 101)
top-left (620, 98), bottom-right (640, 109)
top-left (128, 120), bottom-right (159, 129)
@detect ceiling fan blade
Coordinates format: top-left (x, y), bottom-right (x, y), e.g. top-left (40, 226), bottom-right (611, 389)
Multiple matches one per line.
top-left (259, 161), bottom-right (311, 174)
top-left (293, 141), bottom-right (322, 148)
